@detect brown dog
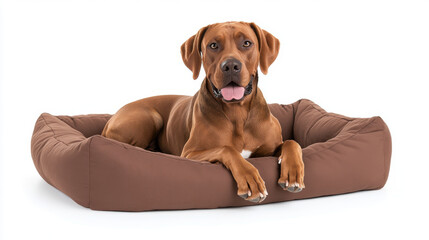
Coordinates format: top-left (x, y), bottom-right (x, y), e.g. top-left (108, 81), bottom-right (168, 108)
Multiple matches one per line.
top-left (102, 21), bottom-right (304, 203)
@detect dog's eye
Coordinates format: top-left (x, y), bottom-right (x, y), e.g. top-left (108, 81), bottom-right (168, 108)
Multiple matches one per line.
top-left (209, 42), bottom-right (218, 49)
top-left (243, 40), bottom-right (252, 47)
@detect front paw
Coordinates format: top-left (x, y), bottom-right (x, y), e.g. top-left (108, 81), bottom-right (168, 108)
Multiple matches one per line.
top-left (277, 156), bottom-right (305, 193)
top-left (234, 162), bottom-right (268, 203)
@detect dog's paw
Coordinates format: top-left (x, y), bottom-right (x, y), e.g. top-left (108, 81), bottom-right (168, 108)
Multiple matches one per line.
top-left (236, 162), bottom-right (268, 203)
top-left (239, 189), bottom-right (268, 203)
top-left (278, 156), bottom-right (305, 193)
top-left (278, 180), bottom-right (304, 193)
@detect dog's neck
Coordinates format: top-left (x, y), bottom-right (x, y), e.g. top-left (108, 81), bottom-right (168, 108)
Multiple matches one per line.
top-left (198, 73), bottom-right (272, 126)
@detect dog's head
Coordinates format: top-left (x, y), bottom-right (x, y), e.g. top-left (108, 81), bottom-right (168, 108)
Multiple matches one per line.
top-left (181, 22), bottom-right (280, 102)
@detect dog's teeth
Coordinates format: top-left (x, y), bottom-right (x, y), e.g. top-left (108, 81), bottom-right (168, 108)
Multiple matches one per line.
top-left (278, 158), bottom-right (282, 164)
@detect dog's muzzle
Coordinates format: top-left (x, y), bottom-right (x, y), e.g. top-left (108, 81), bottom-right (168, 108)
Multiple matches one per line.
top-left (210, 75), bottom-right (254, 102)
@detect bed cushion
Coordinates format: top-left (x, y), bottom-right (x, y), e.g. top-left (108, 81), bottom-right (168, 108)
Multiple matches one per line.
top-left (30, 99), bottom-right (392, 211)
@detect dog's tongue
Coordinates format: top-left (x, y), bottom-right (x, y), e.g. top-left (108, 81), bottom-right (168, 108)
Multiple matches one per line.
top-left (221, 85), bottom-right (245, 101)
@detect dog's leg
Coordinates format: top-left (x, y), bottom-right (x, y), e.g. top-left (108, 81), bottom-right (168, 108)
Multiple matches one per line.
top-left (183, 147), bottom-right (268, 203)
top-left (277, 140), bottom-right (305, 193)
top-left (102, 108), bottom-right (163, 149)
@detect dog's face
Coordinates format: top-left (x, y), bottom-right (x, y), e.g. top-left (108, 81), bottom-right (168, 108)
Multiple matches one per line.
top-left (181, 22), bottom-right (280, 102)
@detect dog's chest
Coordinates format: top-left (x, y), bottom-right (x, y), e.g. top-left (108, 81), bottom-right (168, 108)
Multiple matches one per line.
top-left (220, 107), bottom-right (282, 158)
top-left (237, 133), bottom-right (276, 159)
top-left (237, 121), bottom-right (282, 158)
top-left (240, 149), bottom-right (252, 158)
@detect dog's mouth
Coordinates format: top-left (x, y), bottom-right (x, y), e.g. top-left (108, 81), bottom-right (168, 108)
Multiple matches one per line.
top-left (210, 76), bottom-right (254, 102)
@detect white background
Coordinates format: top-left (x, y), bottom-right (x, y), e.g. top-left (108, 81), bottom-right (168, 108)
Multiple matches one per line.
top-left (1, 0), bottom-right (428, 239)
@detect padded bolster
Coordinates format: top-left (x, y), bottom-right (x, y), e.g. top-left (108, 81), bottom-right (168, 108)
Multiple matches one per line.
top-left (267, 103), bottom-right (294, 141)
top-left (293, 99), bottom-right (352, 148)
top-left (30, 99), bottom-right (392, 211)
top-left (57, 114), bottom-right (111, 138)
top-left (31, 113), bottom-right (92, 207)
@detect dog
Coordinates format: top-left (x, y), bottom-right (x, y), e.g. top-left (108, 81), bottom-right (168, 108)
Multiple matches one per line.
top-left (102, 21), bottom-right (305, 203)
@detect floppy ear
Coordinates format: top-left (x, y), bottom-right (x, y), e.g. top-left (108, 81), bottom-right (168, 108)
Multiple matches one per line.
top-left (180, 26), bottom-right (209, 80)
top-left (250, 22), bottom-right (280, 75)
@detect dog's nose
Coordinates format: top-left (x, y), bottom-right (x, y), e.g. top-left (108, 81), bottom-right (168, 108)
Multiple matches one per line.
top-left (221, 58), bottom-right (242, 74)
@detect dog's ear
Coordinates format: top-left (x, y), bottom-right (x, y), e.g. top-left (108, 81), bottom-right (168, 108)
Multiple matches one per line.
top-left (181, 26), bottom-right (209, 80)
top-left (250, 23), bottom-right (280, 75)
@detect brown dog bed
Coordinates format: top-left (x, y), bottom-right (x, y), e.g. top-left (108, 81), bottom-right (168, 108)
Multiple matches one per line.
top-left (31, 99), bottom-right (391, 211)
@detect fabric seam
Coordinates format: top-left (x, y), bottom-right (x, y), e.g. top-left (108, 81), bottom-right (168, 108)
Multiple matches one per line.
top-left (40, 114), bottom-right (70, 147)
top-left (307, 103), bottom-right (352, 121)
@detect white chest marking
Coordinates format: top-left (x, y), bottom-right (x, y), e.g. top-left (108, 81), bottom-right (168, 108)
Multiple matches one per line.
top-left (240, 150), bottom-right (252, 159)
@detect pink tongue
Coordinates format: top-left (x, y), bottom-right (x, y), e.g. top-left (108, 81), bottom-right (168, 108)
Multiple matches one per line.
top-left (221, 85), bottom-right (245, 101)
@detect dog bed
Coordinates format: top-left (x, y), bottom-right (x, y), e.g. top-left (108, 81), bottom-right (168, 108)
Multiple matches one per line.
top-left (31, 99), bottom-right (392, 211)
